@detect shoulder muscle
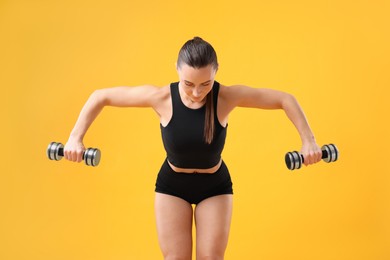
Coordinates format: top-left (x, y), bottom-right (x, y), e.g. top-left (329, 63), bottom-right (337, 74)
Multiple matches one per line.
top-left (220, 84), bottom-right (291, 109)
top-left (96, 85), bottom-right (169, 108)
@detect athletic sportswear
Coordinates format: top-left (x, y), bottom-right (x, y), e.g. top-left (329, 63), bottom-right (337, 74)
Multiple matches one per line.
top-left (160, 81), bottom-right (227, 169)
top-left (155, 158), bottom-right (233, 205)
top-left (155, 81), bottom-right (233, 204)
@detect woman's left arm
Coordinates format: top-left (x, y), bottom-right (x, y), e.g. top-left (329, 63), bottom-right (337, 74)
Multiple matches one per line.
top-left (230, 85), bottom-right (322, 166)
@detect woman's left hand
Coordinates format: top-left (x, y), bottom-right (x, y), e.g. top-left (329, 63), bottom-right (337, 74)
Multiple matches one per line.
top-left (300, 141), bottom-right (322, 166)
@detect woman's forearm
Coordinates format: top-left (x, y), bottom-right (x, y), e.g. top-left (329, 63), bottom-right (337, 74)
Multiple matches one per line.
top-left (68, 90), bottom-right (105, 141)
top-left (281, 94), bottom-right (323, 165)
top-left (281, 94), bottom-right (316, 144)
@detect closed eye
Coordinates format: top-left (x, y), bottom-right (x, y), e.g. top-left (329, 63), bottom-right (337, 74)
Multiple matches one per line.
top-left (184, 80), bottom-right (211, 87)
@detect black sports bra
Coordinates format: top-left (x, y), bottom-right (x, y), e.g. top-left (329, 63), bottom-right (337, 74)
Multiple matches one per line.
top-left (160, 81), bottom-right (227, 169)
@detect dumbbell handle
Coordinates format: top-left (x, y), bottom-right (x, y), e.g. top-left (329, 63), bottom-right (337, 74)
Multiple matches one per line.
top-left (57, 147), bottom-right (86, 159)
top-left (299, 150), bottom-right (329, 163)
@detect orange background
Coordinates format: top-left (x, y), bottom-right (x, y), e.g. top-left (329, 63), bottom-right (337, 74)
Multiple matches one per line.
top-left (1, 0), bottom-right (389, 259)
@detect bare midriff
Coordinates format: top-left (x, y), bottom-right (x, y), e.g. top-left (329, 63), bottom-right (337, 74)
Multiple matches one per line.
top-left (167, 158), bottom-right (222, 174)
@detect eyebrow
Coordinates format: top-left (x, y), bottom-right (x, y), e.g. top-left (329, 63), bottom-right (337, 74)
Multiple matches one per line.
top-left (184, 80), bottom-right (212, 85)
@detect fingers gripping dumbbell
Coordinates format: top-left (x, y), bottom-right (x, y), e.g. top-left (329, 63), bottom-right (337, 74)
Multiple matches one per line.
top-left (285, 144), bottom-right (339, 170)
top-left (47, 142), bottom-right (101, 167)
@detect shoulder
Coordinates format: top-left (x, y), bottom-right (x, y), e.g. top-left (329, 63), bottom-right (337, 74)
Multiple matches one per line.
top-left (219, 83), bottom-right (250, 95)
top-left (138, 84), bottom-right (170, 99)
top-left (151, 84), bottom-right (170, 97)
top-left (148, 84), bottom-right (171, 107)
top-left (218, 83), bottom-right (275, 108)
top-left (218, 83), bottom-right (292, 109)
top-left (218, 83), bottom-right (248, 103)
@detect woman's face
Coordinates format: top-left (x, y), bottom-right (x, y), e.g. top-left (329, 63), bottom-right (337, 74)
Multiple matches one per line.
top-left (177, 63), bottom-right (217, 103)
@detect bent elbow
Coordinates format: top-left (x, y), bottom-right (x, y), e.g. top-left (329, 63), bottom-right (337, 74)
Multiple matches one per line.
top-left (90, 89), bottom-right (107, 107)
top-left (281, 93), bottom-right (297, 110)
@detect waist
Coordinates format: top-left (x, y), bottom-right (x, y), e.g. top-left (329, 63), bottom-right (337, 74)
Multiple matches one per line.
top-left (167, 158), bottom-right (223, 174)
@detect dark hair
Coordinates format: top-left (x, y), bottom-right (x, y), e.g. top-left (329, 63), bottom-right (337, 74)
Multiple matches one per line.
top-left (177, 37), bottom-right (219, 70)
top-left (177, 37), bottom-right (218, 144)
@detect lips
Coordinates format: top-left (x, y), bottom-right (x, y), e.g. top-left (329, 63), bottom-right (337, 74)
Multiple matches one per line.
top-left (191, 97), bottom-right (204, 103)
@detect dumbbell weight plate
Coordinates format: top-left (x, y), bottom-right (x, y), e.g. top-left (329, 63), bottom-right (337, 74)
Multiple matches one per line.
top-left (322, 144), bottom-right (338, 163)
top-left (47, 142), bottom-right (64, 161)
top-left (84, 148), bottom-right (101, 167)
top-left (285, 151), bottom-right (303, 170)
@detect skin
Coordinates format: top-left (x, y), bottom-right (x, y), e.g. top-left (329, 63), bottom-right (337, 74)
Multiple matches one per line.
top-left (64, 63), bottom-right (322, 259)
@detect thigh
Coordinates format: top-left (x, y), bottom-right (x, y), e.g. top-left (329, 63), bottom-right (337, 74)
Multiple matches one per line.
top-left (155, 193), bottom-right (194, 259)
top-left (194, 194), bottom-right (233, 259)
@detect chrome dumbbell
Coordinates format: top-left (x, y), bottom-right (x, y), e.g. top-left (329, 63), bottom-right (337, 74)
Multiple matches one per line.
top-left (285, 144), bottom-right (338, 170)
top-left (47, 142), bottom-right (101, 167)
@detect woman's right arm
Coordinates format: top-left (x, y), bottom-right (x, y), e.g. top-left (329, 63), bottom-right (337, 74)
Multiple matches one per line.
top-left (64, 85), bottom-right (160, 162)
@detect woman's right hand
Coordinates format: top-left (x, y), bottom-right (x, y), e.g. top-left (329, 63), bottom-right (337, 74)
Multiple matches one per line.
top-left (64, 138), bottom-right (86, 163)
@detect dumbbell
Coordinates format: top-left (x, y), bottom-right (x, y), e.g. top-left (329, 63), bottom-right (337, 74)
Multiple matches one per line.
top-left (285, 144), bottom-right (338, 170)
top-left (47, 142), bottom-right (101, 167)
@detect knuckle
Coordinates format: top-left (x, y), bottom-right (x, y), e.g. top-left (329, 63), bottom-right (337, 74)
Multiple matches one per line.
top-left (71, 151), bottom-right (77, 161)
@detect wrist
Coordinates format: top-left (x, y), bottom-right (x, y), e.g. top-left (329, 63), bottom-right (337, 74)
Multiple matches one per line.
top-left (300, 133), bottom-right (316, 144)
top-left (69, 131), bottom-right (85, 142)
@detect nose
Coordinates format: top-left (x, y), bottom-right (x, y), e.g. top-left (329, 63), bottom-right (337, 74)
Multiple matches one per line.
top-left (192, 88), bottom-right (202, 98)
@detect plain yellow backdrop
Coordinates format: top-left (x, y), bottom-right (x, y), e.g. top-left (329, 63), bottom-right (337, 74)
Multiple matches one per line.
top-left (1, 0), bottom-right (389, 259)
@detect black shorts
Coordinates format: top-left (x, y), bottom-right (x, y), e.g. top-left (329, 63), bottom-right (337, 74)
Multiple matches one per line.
top-left (155, 159), bottom-right (233, 205)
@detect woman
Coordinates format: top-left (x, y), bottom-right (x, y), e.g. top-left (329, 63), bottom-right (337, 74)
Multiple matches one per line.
top-left (64, 37), bottom-right (322, 260)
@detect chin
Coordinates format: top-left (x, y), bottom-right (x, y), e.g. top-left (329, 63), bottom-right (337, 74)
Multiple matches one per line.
top-left (193, 97), bottom-right (205, 102)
